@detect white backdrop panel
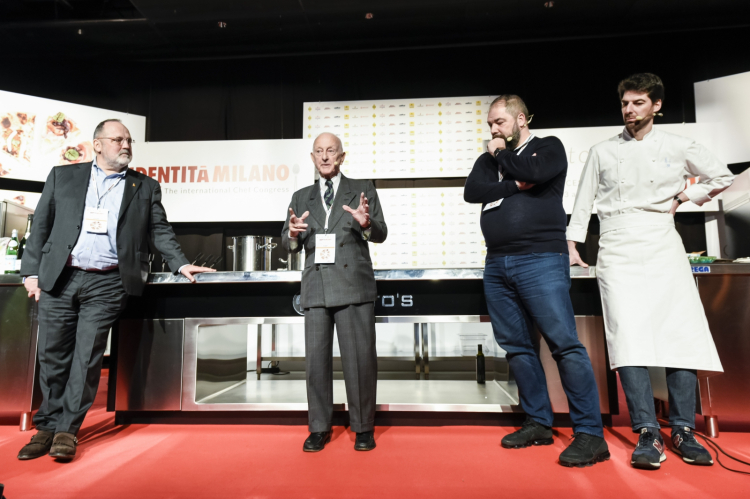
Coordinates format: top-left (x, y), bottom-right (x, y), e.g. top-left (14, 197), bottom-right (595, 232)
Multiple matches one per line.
top-left (695, 71), bottom-right (750, 165)
top-left (0, 89), bottom-right (145, 182)
top-left (303, 96), bottom-right (496, 179)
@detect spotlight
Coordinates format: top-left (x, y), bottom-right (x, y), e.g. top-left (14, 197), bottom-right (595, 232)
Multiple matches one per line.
top-left (218, 21), bottom-right (227, 28)
top-left (77, 29), bottom-right (83, 35)
top-left (365, 13), bottom-right (374, 19)
top-left (544, 1), bottom-right (554, 7)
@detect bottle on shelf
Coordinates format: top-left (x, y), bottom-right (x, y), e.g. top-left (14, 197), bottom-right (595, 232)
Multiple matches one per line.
top-left (18, 214), bottom-right (33, 264)
top-left (476, 344), bottom-right (485, 384)
top-left (5, 229), bottom-right (20, 274)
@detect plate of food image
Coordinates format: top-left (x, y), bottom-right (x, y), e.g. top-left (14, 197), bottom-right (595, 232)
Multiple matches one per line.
top-left (46, 112), bottom-right (79, 139)
top-left (60, 141), bottom-right (93, 164)
top-left (1, 112), bottom-right (36, 164)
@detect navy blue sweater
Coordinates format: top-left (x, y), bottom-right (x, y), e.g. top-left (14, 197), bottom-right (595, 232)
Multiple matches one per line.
top-left (463, 135), bottom-right (569, 257)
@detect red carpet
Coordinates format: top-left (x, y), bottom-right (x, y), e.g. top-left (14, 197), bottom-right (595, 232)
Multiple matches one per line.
top-left (1, 376), bottom-right (749, 499)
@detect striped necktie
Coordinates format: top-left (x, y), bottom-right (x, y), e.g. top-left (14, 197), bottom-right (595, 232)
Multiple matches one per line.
top-left (324, 179), bottom-right (334, 210)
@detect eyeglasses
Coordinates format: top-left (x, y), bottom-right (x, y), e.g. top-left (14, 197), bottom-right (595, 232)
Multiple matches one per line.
top-left (98, 137), bottom-right (135, 146)
top-left (313, 148), bottom-right (340, 157)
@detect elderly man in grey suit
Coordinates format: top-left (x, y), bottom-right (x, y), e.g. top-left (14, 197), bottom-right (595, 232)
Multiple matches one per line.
top-left (17, 119), bottom-right (214, 462)
top-left (282, 132), bottom-right (387, 452)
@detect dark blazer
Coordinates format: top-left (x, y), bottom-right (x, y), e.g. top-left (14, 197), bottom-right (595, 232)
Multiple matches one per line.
top-left (21, 161), bottom-right (189, 296)
top-left (281, 174), bottom-right (387, 309)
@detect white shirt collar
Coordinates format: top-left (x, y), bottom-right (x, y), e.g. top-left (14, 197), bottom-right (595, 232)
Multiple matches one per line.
top-left (514, 132), bottom-right (535, 155)
top-left (622, 126), bottom-right (657, 142)
top-left (319, 172), bottom-right (341, 193)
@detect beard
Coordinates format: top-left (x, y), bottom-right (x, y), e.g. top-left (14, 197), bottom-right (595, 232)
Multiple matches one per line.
top-left (114, 152), bottom-right (132, 168)
top-left (503, 122), bottom-right (522, 150)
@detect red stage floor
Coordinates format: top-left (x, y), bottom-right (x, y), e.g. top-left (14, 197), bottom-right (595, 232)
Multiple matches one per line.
top-left (1, 375), bottom-right (749, 499)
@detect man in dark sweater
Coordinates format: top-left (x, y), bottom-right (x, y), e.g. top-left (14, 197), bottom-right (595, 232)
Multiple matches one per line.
top-left (464, 95), bottom-right (607, 467)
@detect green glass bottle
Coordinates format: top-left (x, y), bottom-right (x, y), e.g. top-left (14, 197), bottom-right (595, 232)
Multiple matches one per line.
top-left (476, 344), bottom-right (486, 384)
top-left (5, 229), bottom-right (20, 274)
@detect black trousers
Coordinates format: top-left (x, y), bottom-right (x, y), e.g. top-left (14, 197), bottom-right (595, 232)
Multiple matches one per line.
top-left (304, 303), bottom-right (378, 433)
top-left (33, 267), bottom-right (128, 435)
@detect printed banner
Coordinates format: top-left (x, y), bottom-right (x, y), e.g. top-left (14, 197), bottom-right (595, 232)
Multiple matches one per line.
top-left (131, 139), bottom-right (314, 222)
top-left (0, 89), bottom-right (145, 182)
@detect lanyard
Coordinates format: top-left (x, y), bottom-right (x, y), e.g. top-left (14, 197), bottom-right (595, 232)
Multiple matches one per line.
top-left (322, 180), bottom-right (335, 233)
top-left (91, 166), bottom-right (124, 209)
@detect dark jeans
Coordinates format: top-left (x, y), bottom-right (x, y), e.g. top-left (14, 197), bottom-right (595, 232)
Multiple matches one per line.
top-left (34, 267), bottom-right (128, 435)
top-left (484, 253), bottom-right (603, 437)
top-left (618, 366), bottom-right (697, 432)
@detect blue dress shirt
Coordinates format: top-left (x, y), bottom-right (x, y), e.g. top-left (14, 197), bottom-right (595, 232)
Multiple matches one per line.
top-left (68, 159), bottom-right (127, 270)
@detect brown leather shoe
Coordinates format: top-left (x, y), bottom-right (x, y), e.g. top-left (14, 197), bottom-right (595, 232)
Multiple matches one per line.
top-left (17, 430), bottom-right (54, 460)
top-left (49, 432), bottom-right (78, 461)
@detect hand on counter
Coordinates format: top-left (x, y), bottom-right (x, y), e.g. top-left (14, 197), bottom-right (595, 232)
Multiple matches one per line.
top-left (24, 277), bottom-right (41, 302)
top-left (568, 240), bottom-right (589, 268)
top-left (180, 265), bottom-right (217, 283)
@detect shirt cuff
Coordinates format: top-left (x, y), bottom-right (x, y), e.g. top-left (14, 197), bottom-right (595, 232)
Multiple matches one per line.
top-left (683, 184), bottom-right (712, 206)
top-left (177, 264), bottom-right (188, 274)
top-left (23, 275), bottom-right (38, 282)
top-left (566, 227), bottom-right (588, 243)
top-left (361, 227), bottom-right (372, 241)
top-left (289, 237), bottom-right (299, 251)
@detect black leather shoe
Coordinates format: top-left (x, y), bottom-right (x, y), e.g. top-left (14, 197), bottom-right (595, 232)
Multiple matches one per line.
top-left (354, 431), bottom-right (376, 451)
top-left (303, 431), bottom-right (332, 452)
top-left (17, 430), bottom-right (54, 460)
top-left (49, 432), bottom-right (77, 462)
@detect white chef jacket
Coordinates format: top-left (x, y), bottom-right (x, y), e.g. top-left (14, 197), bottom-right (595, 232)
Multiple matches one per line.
top-left (567, 127), bottom-right (734, 242)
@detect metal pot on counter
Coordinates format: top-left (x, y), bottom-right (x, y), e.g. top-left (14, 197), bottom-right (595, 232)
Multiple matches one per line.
top-left (227, 236), bottom-right (303, 271)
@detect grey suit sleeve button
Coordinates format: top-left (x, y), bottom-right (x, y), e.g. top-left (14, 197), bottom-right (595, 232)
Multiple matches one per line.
top-left (76, 225), bottom-right (80, 230)
top-left (344, 264), bottom-right (348, 269)
top-left (67, 245), bottom-right (73, 249)
top-left (340, 243), bottom-right (344, 247)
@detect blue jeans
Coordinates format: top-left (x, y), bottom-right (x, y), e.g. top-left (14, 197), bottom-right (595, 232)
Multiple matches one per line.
top-left (484, 253), bottom-right (604, 437)
top-left (618, 366), bottom-right (697, 433)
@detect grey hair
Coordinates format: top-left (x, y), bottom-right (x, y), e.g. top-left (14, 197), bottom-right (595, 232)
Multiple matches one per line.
top-left (93, 119), bottom-right (123, 140)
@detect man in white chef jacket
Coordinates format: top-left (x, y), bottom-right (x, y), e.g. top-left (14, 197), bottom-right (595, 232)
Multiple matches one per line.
top-left (567, 73), bottom-right (734, 470)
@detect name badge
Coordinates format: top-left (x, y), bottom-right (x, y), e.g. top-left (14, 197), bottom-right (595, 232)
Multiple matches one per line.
top-left (315, 234), bottom-right (336, 264)
top-left (83, 207), bottom-right (108, 233)
top-left (483, 199), bottom-right (503, 212)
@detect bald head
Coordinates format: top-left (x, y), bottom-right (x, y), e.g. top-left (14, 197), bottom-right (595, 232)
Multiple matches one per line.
top-left (311, 132), bottom-right (346, 180)
top-left (312, 132), bottom-right (343, 152)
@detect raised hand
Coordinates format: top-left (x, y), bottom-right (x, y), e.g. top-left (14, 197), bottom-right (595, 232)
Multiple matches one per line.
top-left (288, 208), bottom-right (310, 238)
top-left (343, 192), bottom-right (371, 228)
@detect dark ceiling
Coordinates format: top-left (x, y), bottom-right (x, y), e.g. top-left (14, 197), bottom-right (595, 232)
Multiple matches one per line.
top-left (2, 0), bottom-right (750, 61)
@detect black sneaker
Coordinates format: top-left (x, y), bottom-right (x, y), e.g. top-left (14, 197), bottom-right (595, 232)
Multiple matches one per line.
top-left (501, 419), bottom-right (553, 449)
top-left (672, 427), bottom-right (713, 466)
top-left (559, 433), bottom-right (610, 467)
top-left (631, 428), bottom-right (666, 470)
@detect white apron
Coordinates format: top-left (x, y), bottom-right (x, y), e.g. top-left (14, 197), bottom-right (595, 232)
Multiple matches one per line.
top-left (596, 212), bottom-right (723, 372)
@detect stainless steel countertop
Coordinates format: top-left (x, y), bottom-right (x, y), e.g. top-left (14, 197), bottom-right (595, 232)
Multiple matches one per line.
top-left (2, 263), bottom-right (748, 286)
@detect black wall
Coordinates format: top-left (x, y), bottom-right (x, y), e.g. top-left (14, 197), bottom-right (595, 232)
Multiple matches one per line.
top-left (3, 26), bottom-right (749, 267)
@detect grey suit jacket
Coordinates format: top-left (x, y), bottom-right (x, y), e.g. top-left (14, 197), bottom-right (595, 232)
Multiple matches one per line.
top-left (21, 162), bottom-right (189, 296)
top-left (281, 174), bottom-right (387, 309)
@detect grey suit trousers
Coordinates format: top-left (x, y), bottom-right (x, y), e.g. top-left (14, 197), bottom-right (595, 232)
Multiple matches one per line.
top-left (34, 267), bottom-right (128, 434)
top-left (305, 302), bottom-right (377, 433)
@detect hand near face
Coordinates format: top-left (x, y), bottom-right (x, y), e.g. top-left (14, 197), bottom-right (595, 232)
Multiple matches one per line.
top-left (488, 137), bottom-right (506, 155)
top-left (288, 208), bottom-right (310, 238)
top-left (343, 192), bottom-right (370, 228)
